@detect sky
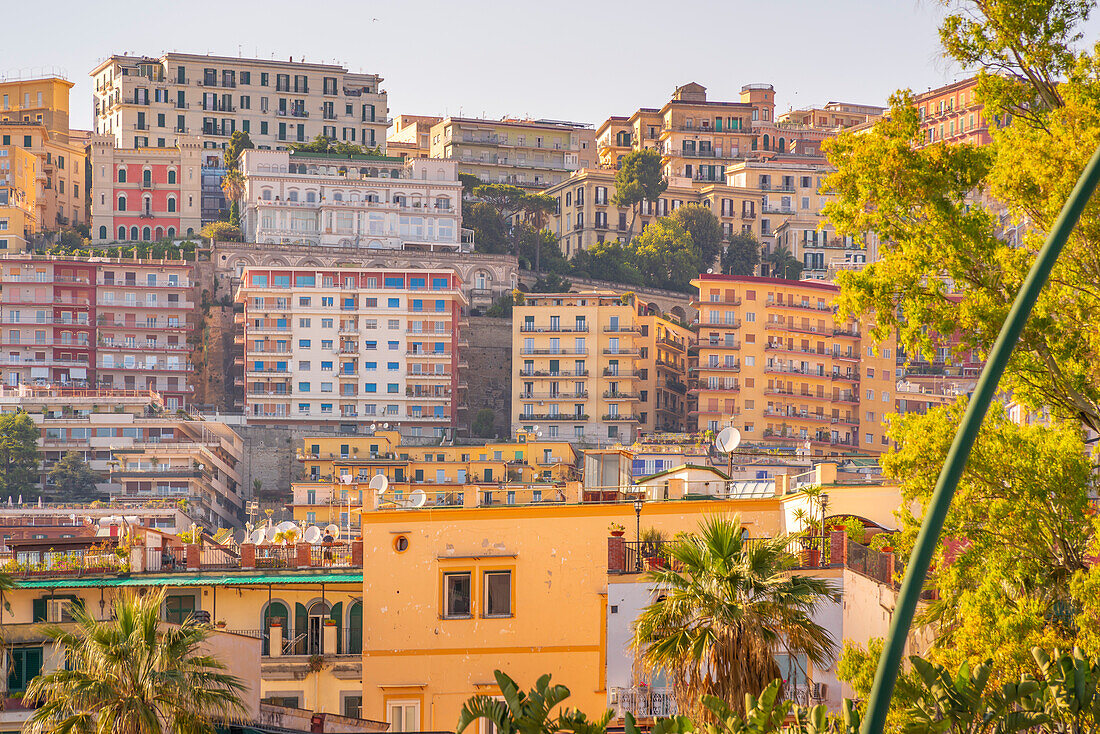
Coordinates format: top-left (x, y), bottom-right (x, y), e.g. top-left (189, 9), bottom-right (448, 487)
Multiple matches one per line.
top-left (5, 0), bottom-right (973, 132)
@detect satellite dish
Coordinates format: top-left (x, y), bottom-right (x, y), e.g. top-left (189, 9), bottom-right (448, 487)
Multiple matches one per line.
top-left (324, 524), bottom-right (340, 540)
top-left (249, 529), bottom-right (267, 545)
top-left (265, 525), bottom-right (279, 543)
top-left (277, 520), bottom-right (297, 532)
top-left (304, 526), bottom-right (323, 544)
top-left (408, 489), bottom-right (427, 508)
top-left (382, 423), bottom-right (389, 429)
top-left (368, 474), bottom-right (389, 492)
top-left (715, 427), bottom-right (742, 453)
top-left (340, 474), bottom-right (354, 484)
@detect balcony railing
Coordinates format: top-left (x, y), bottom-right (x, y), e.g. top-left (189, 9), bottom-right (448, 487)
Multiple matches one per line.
top-left (612, 687), bottom-right (677, 718)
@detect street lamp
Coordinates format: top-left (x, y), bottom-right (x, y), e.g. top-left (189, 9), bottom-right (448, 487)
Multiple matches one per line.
top-left (633, 497), bottom-right (644, 571)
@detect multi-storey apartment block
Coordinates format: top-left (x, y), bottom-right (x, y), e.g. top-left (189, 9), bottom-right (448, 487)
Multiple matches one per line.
top-left (235, 267), bottom-right (466, 437)
top-left (512, 291), bottom-right (690, 442)
top-left (690, 274), bottom-right (896, 455)
top-left (777, 101), bottom-right (886, 130)
top-left (0, 76), bottom-right (88, 235)
top-left (239, 149), bottom-right (467, 251)
top-left (545, 167), bottom-right (759, 257)
top-left (0, 145), bottom-right (37, 252)
top-left (90, 53), bottom-right (388, 155)
top-left (0, 385), bottom-right (243, 526)
top-left (0, 256), bottom-right (196, 408)
top-left (386, 114), bottom-right (440, 160)
top-left (89, 134), bottom-right (203, 243)
top-left (915, 76), bottom-right (998, 146)
top-left (429, 117), bottom-right (596, 188)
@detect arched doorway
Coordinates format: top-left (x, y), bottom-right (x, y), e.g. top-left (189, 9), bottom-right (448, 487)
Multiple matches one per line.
top-left (262, 601), bottom-right (288, 656)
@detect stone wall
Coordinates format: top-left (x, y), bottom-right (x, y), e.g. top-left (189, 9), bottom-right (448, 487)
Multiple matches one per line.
top-left (461, 316), bottom-right (513, 438)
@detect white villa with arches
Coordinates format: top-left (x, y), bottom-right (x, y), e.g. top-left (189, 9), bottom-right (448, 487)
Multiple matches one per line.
top-left (239, 149), bottom-right (469, 252)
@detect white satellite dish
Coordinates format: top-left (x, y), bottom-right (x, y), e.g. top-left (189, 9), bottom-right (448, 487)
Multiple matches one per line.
top-left (249, 529), bottom-right (267, 545)
top-left (276, 521), bottom-right (296, 532)
top-left (324, 524), bottom-right (340, 540)
top-left (265, 525), bottom-right (279, 543)
top-left (715, 427), bottom-right (742, 453)
top-left (408, 489), bottom-right (427, 508)
top-left (304, 526), bottom-right (323, 544)
top-left (368, 474), bottom-right (389, 492)
top-left (340, 474), bottom-right (354, 484)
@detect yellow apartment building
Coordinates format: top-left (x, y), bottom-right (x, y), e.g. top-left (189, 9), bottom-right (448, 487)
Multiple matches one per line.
top-left (690, 274), bottom-right (896, 454)
top-left (512, 292), bottom-right (692, 443)
top-left (0, 146), bottom-right (37, 252)
top-left (0, 76), bottom-right (88, 233)
top-left (386, 114), bottom-right (440, 160)
top-left (776, 102), bottom-right (886, 130)
top-left (429, 117), bottom-right (596, 189)
top-left (545, 167), bottom-right (760, 258)
top-left (0, 531), bottom-right (362, 720)
top-left (358, 463), bottom-right (908, 729)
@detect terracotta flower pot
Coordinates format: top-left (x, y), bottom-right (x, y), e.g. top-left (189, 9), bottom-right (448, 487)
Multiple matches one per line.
top-left (610, 530), bottom-right (625, 537)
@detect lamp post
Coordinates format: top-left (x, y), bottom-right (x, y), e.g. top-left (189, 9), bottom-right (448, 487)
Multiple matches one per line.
top-left (633, 497), bottom-right (644, 571)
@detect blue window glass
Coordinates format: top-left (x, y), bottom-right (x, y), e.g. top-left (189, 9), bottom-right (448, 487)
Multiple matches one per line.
top-left (276, 361), bottom-right (288, 371)
top-left (276, 318), bottom-right (287, 328)
top-left (434, 406), bottom-right (445, 417)
top-left (435, 300), bottom-right (446, 312)
top-left (294, 274), bottom-right (316, 286)
top-left (252, 274), bottom-right (268, 286)
top-left (365, 383), bottom-right (377, 393)
top-left (387, 362), bottom-right (399, 371)
top-left (388, 341), bottom-right (399, 350)
top-left (412, 299), bottom-right (423, 312)
top-left (384, 276), bottom-right (404, 288)
top-left (432, 277), bottom-right (448, 290)
top-left (343, 298), bottom-right (355, 310)
top-left (299, 339), bottom-right (311, 348)
top-left (410, 277), bottom-right (426, 290)
top-left (388, 298), bottom-right (400, 308)
top-left (253, 361), bottom-right (263, 371)
top-left (299, 382), bottom-right (310, 392)
top-left (365, 341), bottom-right (377, 350)
top-left (387, 384), bottom-right (399, 393)
top-left (321, 361), bottom-right (333, 370)
top-left (365, 362), bottom-right (377, 370)
top-left (273, 275), bottom-right (290, 288)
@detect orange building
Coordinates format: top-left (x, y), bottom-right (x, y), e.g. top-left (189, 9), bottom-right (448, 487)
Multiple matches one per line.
top-left (915, 77), bottom-right (999, 146)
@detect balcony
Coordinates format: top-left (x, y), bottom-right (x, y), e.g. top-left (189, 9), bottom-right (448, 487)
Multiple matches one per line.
top-left (518, 392), bottom-right (588, 400)
top-left (603, 325), bottom-right (641, 333)
top-left (520, 348), bottom-right (587, 356)
top-left (764, 320), bottom-right (832, 336)
top-left (518, 370), bottom-right (588, 378)
top-left (601, 369), bottom-right (640, 379)
top-left (692, 362), bottom-right (741, 373)
top-left (602, 413), bottom-right (640, 422)
top-left (601, 348), bottom-right (638, 356)
top-left (657, 336), bottom-right (686, 351)
top-left (517, 413), bottom-right (588, 422)
top-left (766, 297), bottom-right (834, 313)
top-left (612, 686), bottom-right (677, 719)
top-left (602, 391), bottom-right (637, 400)
top-left (700, 340), bottom-right (741, 351)
top-left (519, 325), bottom-right (589, 334)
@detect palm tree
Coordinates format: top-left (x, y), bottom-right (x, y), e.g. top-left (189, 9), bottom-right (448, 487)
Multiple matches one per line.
top-left (765, 245), bottom-right (804, 281)
top-left (457, 670), bottom-right (610, 734)
top-left (631, 515), bottom-right (838, 722)
top-left (25, 588), bottom-right (247, 734)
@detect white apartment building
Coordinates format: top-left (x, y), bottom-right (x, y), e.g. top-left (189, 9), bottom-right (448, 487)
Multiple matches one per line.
top-left (239, 150), bottom-right (468, 251)
top-left (90, 53), bottom-right (388, 158)
top-left (235, 267), bottom-right (467, 438)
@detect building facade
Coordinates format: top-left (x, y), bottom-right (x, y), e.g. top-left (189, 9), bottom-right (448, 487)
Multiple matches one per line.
top-left (915, 77), bottom-right (997, 146)
top-left (0, 145), bottom-right (37, 252)
top-left (89, 134), bottom-right (203, 242)
top-left (0, 255), bottom-right (196, 407)
top-left (512, 292), bottom-right (691, 442)
top-left (0, 76), bottom-right (88, 237)
top-left (239, 150), bottom-right (467, 251)
top-left (690, 274), bottom-right (896, 455)
top-left (385, 114), bottom-right (440, 160)
top-left (777, 101), bottom-right (885, 130)
top-left (90, 53), bottom-right (388, 156)
top-left (235, 267), bottom-right (466, 436)
top-left (429, 117), bottom-right (596, 188)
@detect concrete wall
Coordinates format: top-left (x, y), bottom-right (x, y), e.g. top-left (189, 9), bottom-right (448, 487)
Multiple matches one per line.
top-left (462, 316), bottom-right (513, 438)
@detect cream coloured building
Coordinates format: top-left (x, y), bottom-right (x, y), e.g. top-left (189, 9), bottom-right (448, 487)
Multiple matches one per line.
top-left (429, 117), bottom-right (596, 188)
top-left (386, 114), bottom-right (439, 160)
top-left (239, 149), bottom-right (467, 251)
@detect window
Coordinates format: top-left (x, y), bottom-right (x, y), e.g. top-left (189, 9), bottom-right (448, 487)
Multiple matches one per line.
top-left (444, 572), bottom-right (472, 617)
top-left (484, 571), bottom-right (512, 617)
top-left (387, 701), bottom-right (420, 733)
top-left (344, 695), bottom-right (363, 719)
top-left (164, 594), bottom-right (196, 624)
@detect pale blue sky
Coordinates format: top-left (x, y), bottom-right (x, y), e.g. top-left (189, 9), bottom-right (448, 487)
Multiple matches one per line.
top-left (5, 0), bottom-right (983, 131)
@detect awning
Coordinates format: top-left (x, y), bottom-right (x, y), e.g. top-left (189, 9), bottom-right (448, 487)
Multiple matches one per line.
top-left (15, 571), bottom-right (363, 589)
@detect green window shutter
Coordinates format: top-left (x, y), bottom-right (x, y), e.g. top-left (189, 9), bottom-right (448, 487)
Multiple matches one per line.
top-left (329, 601), bottom-right (343, 652)
top-left (348, 602), bottom-right (363, 655)
top-left (32, 598), bottom-right (46, 623)
top-left (295, 603), bottom-right (307, 654)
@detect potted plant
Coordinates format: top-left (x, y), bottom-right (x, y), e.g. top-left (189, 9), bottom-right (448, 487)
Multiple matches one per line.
top-left (215, 619), bottom-right (227, 629)
top-left (640, 528), bottom-right (667, 570)
top-left (608, 522), bottom-right (625, 538)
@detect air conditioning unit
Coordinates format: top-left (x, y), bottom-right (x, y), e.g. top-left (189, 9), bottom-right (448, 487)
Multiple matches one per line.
top-left (810, 683), bottom-right (828, 701)
top-left (46, 599), bottom-right (73, 623)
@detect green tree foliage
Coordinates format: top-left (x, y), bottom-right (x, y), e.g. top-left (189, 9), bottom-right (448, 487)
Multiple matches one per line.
top-left (518, 226), bottom-right (569, 275)
top-left (764, 245), bottom-right (803, 281)
top-left (26, 588), bottom-right (248, 734)
top-left (631, 516), bottom-right (838, 720)
top-left (530, 273), bottom-right (572, 293)
top-left (569, 240), bottom-right (642, 287)
top-left (882, 403), bottom-right (1092, 677)
top-left (671, 204), bottom-right (724, 272)
top-left (632, 219), bottom-right (701, 292)
top-left (288, 135), bottom-right (380, 156)
top-left (466, 201), bottom-right (509, 254)
top-left (472, 409), bottom-right (496, 438)
top-left (722, 232), bottom-right (761, 276)
top-left (459, 173), bottom-right (483, 198)
top-left (456, 670), bottom-right (610, 734)
top-left (200, 221), bottom-right (242, 242)
top-left (47, 451), bottom-right (102, 502)
top-left (612, 149), bottom-right (668, 240)
top-left (0, 411), bottom-right (40, 497)
top-left (822, 0), bottom-right (1100, 431)
top-left (222, 131), bottom-right (254, 173)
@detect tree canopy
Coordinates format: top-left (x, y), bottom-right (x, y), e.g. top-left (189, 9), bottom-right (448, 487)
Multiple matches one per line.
top-left (0, 411), bottom-right (40, 497)
top-left (289, 134), bottom-right (383, 156)
top-left (722, 232), bottom-right (761, 276)
top-left (632, 219), bottom-right (702, 292)
top-left (612, 150), bottom-right (668, 240)
top-left (671, 205), bottom-right (724, 272)
top-left (47, 451), bottom-right (102, 503)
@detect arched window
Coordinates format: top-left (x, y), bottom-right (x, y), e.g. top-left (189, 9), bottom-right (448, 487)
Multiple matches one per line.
top-left (390, 169), bottom-right (401, 179)
top-left (261, 189), bottom-right (272, 200)
top-left (117, 226), bottom-right (126, 240)
top-left (435, 196), bottom-right (450, 210)
top-left (287, 190), bottom-right (299, 202)
top-left (263, 602), bottom-right (289, 656)
top-left (778, 137), bottom-right (785, 153)
top-left (366, 193), bottom-right (378, 203)
top-left (118, 167), bottom-right (127, 183)
top-left (167, 227), bottom-right (176, 239)
top-left (167, 169), bottom-right (177, 185)
top-left (394, 195), bottom-right (405, 207)
top-left (141, 227), bottom-right (151, 241)
top-left (347, 601), bottom-right (362, 654)
top-left (142, 169), bottom-right (152, 187)
top-left (99, 226), bottom-right (107, 240)
top-left (130, 226), bottom-right (139, 240)
top-left (186, 227), bottom-right (194, 236)
top-left (333, 192), bottom-right (342, 202)
top-left (142, 196), bottom-right (152, 216)
top-left (167, 197), bottom-right (177, 213)
top-left (305, 600), bottom-right (336, 655)
top-left (117, 195), bottom-right (127, 212)
top-left (763, 134), bottom-right (770, 150)
top-left (305, 191), bottom-right (317, 203)
top-left (154, 227), bottom-right (164, 240)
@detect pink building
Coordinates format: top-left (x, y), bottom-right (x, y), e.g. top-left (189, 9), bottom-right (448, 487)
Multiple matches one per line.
top-left (89, 135), bottom-right (202, 243)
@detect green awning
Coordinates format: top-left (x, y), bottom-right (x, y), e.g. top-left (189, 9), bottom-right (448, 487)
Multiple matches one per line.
top-left (14, 571), bottom-right (362, 589)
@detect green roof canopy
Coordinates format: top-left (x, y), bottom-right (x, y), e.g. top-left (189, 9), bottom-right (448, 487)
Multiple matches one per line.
top-left (15, 571), bottom-right (362, 589)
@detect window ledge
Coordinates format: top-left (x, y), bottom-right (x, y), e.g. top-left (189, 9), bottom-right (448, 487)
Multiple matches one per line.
top-left (441, 614), bottom-right (473, 620)
top-left (481, 614), bottom-right (514, 619)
